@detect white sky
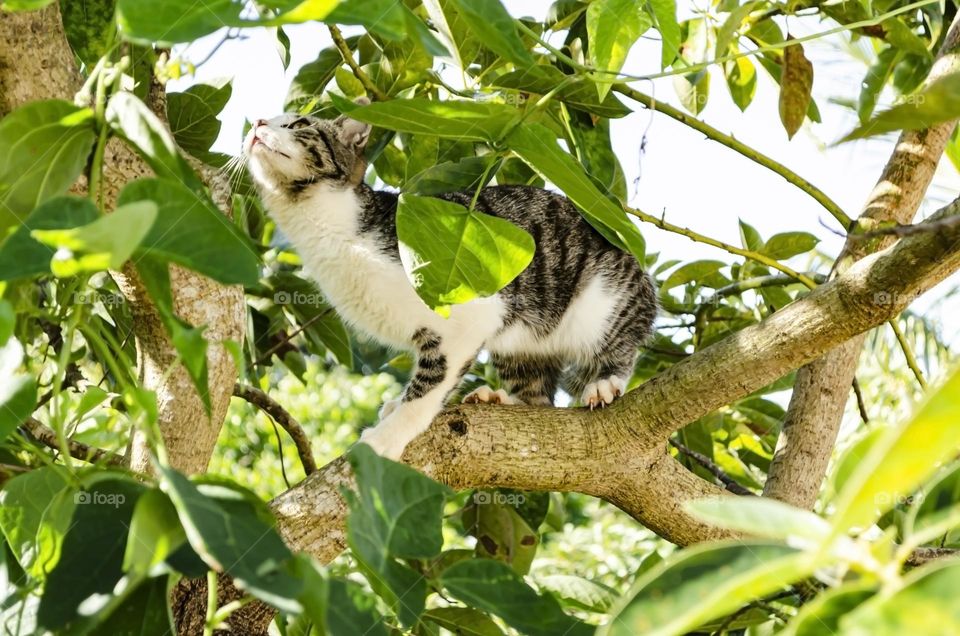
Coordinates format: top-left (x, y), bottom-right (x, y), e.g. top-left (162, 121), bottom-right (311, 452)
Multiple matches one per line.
top-left (169, 0), bottom-right (960, 343)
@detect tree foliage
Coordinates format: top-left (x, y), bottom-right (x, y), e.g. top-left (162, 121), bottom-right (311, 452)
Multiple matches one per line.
top-left (1, 0), bottom-right (959, 634)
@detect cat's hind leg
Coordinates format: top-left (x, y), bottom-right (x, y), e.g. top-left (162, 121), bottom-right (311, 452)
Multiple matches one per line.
top-left (473, 354), bottom-right (563, 406)
top-left (572, 343), bottom-right (638, 410)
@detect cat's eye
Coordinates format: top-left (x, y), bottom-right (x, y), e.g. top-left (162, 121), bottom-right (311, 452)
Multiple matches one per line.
top-left (280, 117), bottom-right (310, 130)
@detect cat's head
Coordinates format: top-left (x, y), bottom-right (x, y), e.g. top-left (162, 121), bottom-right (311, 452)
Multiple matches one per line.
top-left (242, 100), bottom-right (372, 197)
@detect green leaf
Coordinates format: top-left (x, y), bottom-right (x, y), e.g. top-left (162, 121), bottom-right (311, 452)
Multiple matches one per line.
top-left (685, 497), bottom-right (830, 544)
top-left (326, 577), bottom-right (390, 636)
top-left (725, 53), bottom-right (757, 112)
top-left (494, 65), bottom-right (632, 118)
top-left (0, 373), bottom-right (36, 443)
top-left (0, 100), bottom-right (95, 236)
top-left (858, 47), bottom-right (901, 124)
top-left (118, 178), bottom-right (260, 285)
top-left (649, 0), bottom-right (681, 68)
top-left (828, 370), bottom-right (960, 539)
top-left (779, 38), bottom-right (814, 139)
top-left (344, 444), bottom-right (450, 626)
top-left (840, 561), bottom-right (960, 634)
top-left (37, 476), bottom-right (145, 630)
top-left (780, 582), bottom-right (875, 636)
top-left (406, 156), bottom-right (499, 196)
top-left (123, 489), bottom-right (186, 576)
top-left (285, 47), bottom-right (343, 112)
top-left (587, 0), bottom-right (649, 100)
top-left (396, 194), bottom-right (535, 311)
top-left (714, 2), bottom-right (759, 58)
top-left (327, 0), bottom-right (407, 41)
top-left (841, 72), bottom-right (960, 142)
top-left (881, 18), bottom-right (931, 58)
top-left (440, 559), bottom-right (592, 636)
top-left (115, 0), bottom-right (340, 44)
top-left (0, 300), bottom-right (12, 346)
top-left (0, 197), bottom-right (100, 281)
top-left (158, 466), bottom-right (303, 613)
top-left (0, 466), bottom-right (76, 579)
top-left (106, 92), bottom-right (203, 191)
top-left (602, 541), bottom-right (812, 636)
top-left (506, 123), bottom-right (646, 259)
top-left (662, 260), bottom-right (726, 291)
top-left (463, 499), bottom-right (539, 575)
top-left (761, 231), bottom-right (819, 259)
top-left (31, 201), bottom-right (157, 276)
top-left (423, 607), bottom-right (505, 635)
top-left (59, 0), bottom-right (117, 67)
top-left (674, 67), bottom-right (710, 115)
top-left (93, 575), bottom-right (174, 635)
top-left (167, 80), bottom-right (232, 158)
top-left (537, 574), bottom-right (618, 614)
top-left (269, 272), bottom-right (353, 365)
top-left (447, 0), bottom-right (533, 66)
top-left (739, 219), bottom-right (764, 251)
top-left (330, 94), bottom-right (520, 143)
top-left (571, 117), bottom-right (628, 201)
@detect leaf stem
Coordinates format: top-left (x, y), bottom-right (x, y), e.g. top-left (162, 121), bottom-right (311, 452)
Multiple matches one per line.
top-left (624, 206), bottom-right (819, 288)
top-left (614, 85), bottom-right (852, 230)
top-left (204, 571), bottom-right (218, 636)
top-left (328, 24), bottom-right (388, 101)
top-left (888, 318), bottom-right (928, 389)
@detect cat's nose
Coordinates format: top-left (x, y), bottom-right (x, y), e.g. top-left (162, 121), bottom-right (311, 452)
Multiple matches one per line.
top-left (254, 118), bottom-right (268, 129)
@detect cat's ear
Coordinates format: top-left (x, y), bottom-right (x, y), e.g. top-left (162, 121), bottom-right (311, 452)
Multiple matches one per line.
top-left (336, 97), bottom-right (371, 151)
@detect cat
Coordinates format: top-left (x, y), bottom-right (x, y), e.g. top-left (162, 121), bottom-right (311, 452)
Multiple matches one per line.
top-left (242, 103), bottom-right (658, 460)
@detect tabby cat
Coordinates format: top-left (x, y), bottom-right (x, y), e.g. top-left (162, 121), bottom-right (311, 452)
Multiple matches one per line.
top-left (243, 104), bottom-right (658, 460)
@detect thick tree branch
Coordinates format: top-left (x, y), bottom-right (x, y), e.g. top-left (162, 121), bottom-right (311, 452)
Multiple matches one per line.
top-left (271, 204), bottom-right (960, 560)
top-left (763, 14), bottom-right (960, 507)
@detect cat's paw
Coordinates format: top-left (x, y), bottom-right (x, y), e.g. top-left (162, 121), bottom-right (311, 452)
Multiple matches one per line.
top-left (358, 425), bottom-right (407, 461)
top-left (582, 376), bottom-right (626, 410)
top-left (379, 398), bottom-right (401, 419)
top-left (462, 386), bottom-right (516, 405)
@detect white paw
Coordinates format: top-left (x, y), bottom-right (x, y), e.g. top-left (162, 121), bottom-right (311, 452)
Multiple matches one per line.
top-left (379, 398), bottom-right (401, 419)
top-left (462, 386), bottom-right (516, 405)
top-left (358, 425), bottom-right (407, 461)
top-left (582, 376), bottom-right (626, 410)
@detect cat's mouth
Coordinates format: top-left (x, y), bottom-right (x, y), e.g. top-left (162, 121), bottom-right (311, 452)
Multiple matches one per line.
top-left (251, 136), bottom-right (291, 159)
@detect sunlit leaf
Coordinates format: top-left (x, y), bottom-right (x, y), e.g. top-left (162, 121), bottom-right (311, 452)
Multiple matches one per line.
top-left (841, 72), bottom-right (960, 142)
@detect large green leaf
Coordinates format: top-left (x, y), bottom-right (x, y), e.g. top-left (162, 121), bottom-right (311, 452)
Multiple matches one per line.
top-left (447, 0), bottom-right (533, 66)
top-left (761, 231), bottom-right (820, 259)
top-left (440, 559), bottom-right (592, 636)
top-left (537, 574), bottom-right (618, 614)
top-left (396, 194), bottom-right (534, 312)
top-left (602, 541), bottom-right (812, 636)
top-left (122, 489), bottom-right (186, 576)
top-left (59, 0), bottom-right (117, 67)
top-left (115, 0), bottom-right (340, 44)
top-left (159, 467), bottom-right (303, 613)
top-left (118, 178), bottom-right (260, 286)
top-left (406, 155), bottom-right (499, 196)
top-left (344, 444), bottom-right (451, 626)
top-left (649, 0), bottom-right (681, 68)
top-left (331, 94), bottom-right (520, 143)
top-left (506, 123), bottom-right (646, 259)
top-left (106, 92), bottom-right (203, 191)
top-left (841, 72), bottom-right (960, 142)
top-left (827, 369), bottom-right (960, 540)
top-left (31, 201), bottom-right (157, 276)
top-left (0, 100), bottom-right (95, 236)
top-left (587, 0), bottom-right (649, 100)
top-left (494, 65), bottom-right (631, 119)
top-left (167, 80), bottom-right (232, 158)
top-left (0, 466), bottom-right (76, 579)
top-left (686, 497), bottom-right (830, 544)
top-left (840, 561), bottom-right (960, 634)
top-left (37, 476), bottom-right (145, 630)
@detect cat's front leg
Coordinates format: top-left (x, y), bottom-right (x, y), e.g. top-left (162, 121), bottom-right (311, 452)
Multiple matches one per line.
top-left (360, 327), bottom-right (482, 460)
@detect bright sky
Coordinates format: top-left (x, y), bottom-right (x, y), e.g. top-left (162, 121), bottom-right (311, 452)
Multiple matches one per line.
top-left (169, 0), bottom-right (960, 343)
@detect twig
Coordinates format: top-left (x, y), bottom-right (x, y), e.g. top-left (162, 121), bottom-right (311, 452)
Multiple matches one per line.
top-left (905, 546), bottom-right (959, 567)
top-left (669, 439), bottom-right (755, 497)
top-left (20, 417), bottom-right (123, 465)
top-left (248, 308), bottom-right (332, 371)
top-left (888, 319), bottom-right (928, 389)
top-left (625, 207), bottom-right (820, 288)
top-left (615, 86), bottom-right (852, 231)
top-left (233, 383), bottom-right (317, 475)
top-left (852, 377), bottom-right (869, 423)
top-left (851, 214), bottom-right (960, 240)
top-left (327, 24), bottom-right (387, 101)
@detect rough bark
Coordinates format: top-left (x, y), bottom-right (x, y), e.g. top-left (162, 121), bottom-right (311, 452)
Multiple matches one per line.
top-left (763, 15), bottom-right (960, 507)
top-left (0, 5), bottom-right (244, 476)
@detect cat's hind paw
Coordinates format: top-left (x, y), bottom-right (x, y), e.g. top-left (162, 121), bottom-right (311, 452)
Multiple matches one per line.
top-left (582, 376), bottom-right (626, 410)
top-left (462, 386), bottom-right (516, 405)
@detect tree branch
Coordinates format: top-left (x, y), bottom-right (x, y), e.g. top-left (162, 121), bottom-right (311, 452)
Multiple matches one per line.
top-left (327, 25), bottom-right (387, 101)
top-left (669, 439), bottom-right (756, 496)
top-left (20, 417), bottom-right (123, 465)
top-left (233, 383), bottom-right (317, 475)
top-left (270, 202), bottom-right (960, 560)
